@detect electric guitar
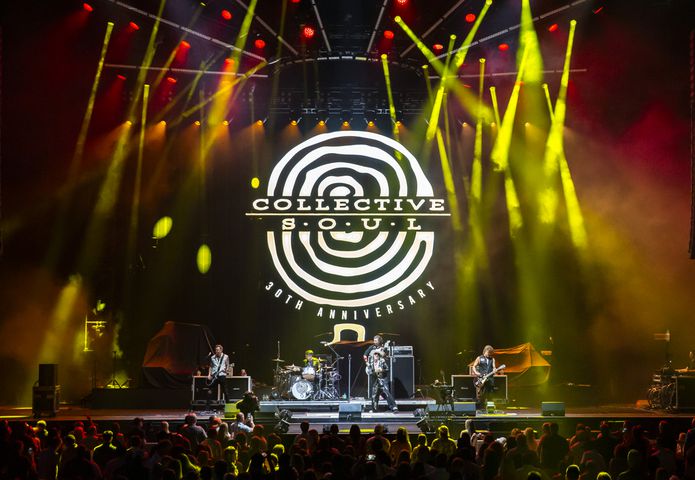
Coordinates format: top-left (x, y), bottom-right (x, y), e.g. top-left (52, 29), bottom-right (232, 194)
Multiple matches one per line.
top-left (365, 341), bottom-right (391, 375)
top-left (207, 356), bottom-right (234, 387)
top-left (474, 364), bottom-right (506, 389)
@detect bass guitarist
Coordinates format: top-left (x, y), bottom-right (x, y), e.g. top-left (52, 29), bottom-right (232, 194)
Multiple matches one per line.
top-left (472, 345), bottom-right (502, 408)
top-left (363, 335), bottom-right (398, 413)
top-left (208, 344), bottom-right (231, 403)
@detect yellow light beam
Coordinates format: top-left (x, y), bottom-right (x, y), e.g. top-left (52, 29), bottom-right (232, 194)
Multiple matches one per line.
top-left (381, 54), bottom-right (400, 144)
top-left (45, 21), bottom-right (114, 266)
top-left (519, 0), bottom-right (544, 84)
top-left (126, 84), bottom-right (149, 265)
top-left (435, 128), bottom-right (462, 232)
top-left (541, 21), bottom-right (587, 249)
top-left (471, 58), bottom-right (485, 203)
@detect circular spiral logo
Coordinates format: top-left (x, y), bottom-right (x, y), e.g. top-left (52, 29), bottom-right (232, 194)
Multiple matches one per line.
top-left (251, 131), bottom-right (446, 308)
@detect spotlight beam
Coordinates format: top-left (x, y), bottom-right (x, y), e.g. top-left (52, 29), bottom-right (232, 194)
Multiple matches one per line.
top-left (540, 21), bottom-right (587, 249)
top-left (400, 0), bottom-right (467, 58)
top-left (45, 21), bottom-right (114, 266)
top-left (310, 0), bottom-right (332, 52)
top-left (103, 0), bottom-right (266, 62)
top-left (234, 0), bottom-right (299, 56)
top-left (126, 84), bottom-right (148, 267)
top-left (432, 0), bottom-right (587, 61)
top-left (396, 4), bottom-right (491, 142)
top-left (380, 54), bottom-right (400, 143)
top-left (365, 0), bottom-right (389, 55)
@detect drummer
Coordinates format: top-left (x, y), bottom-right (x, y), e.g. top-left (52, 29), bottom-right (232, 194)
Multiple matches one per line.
top-left (303, 349), bottom-right (321, 372)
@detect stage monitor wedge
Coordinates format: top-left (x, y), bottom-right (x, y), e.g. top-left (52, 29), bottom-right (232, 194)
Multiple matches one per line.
top-left (338, 402), bottom-right (362, 421)
top-left (541, 401), bottom-right (565, 416)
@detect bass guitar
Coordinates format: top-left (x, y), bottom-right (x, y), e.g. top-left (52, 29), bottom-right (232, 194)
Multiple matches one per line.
top-left (474, 364), bottom-right (506, 389)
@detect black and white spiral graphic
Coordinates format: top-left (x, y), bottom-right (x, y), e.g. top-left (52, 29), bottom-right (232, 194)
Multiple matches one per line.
top-left (264, 131), bottom-right (436, 308)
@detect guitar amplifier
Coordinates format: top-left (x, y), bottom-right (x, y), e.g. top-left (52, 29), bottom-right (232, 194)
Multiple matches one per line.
top-left (391, 346), bottom-right (413, 356)
top-left (225, 376), bottom-right (252, 400)
top-left (451, 375), bottom-right (508, 402)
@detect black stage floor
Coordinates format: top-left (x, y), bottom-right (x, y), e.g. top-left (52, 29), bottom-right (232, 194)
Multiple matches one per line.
top-left (3, 399), bottom-right (694, 436)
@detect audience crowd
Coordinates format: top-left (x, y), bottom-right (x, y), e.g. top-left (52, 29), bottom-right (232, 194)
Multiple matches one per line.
top-left (2, 412), bottom-right (695, 480)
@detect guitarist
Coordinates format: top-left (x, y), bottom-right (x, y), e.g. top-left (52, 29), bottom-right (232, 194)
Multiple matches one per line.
top-left (472, 345), bottom-right (499, 408)
top-left (363, 335), bottom-right (398, 413)
top-left (207, 344), bottom-right (230, 403)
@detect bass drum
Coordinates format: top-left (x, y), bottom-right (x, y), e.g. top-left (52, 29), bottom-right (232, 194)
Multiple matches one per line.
top-left (290, 378), bottom-right (314, 400)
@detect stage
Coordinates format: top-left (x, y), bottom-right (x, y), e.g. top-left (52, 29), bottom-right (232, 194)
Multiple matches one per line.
top-left (3, 399), bottom-right (694, 436)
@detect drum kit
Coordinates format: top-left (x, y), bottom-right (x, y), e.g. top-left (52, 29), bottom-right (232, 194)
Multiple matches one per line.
top-left (271, 356), bottom-right (341, 400)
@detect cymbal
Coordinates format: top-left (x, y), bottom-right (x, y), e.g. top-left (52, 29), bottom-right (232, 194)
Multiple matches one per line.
top-left (271, 358), bottom-right (285, 363)
top-left (376, 332), bottom-right (400, 337)
top-left (314, 331), bottom-right (332, 338)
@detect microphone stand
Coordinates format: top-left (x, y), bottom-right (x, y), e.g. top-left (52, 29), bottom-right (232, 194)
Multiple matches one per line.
top-left (348, 354), bottom-right (352, 400)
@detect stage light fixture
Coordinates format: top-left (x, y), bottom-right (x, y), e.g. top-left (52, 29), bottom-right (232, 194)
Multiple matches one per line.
top-left (256, 120), bottom-right (264, 126)
top-left (83, 3), bottom-right (94, 12)
top-left (223, 120), bottom-right (229, 126)
top-left (180, 41), bottom-right (191, 49)
top-left (433, 43), bottom-right (444, 52)
top-left (221, 9), bottom-right (232, 20)
top-left (117, 74), bottom-right (126, 81)
top-left (166, 76), bottom-right (177, 84)
top-left (383, 30), bottom-right (394, 40)
top-left (254, 38), bottom-right (266, 49)
top-left (302, 26), bottom-right (315, 39)
top-left (342, 120), bottom-right (350, 127)
top-left (290, 120), bottom-right (298, 126)
top-left (416, 417), bottom-right (433, 433)
top-left (396, 0), bottom-right (408, 5)
top-left (290, 0), bottom-right (300, 3)
top-left (318, 120), bottom-right (326, 126)
top-left (129, 21), bottom-right (140, 31)
top-left (525, 122), bottom-right (530, 127)
top-left (498, 43), bottom-right (509, 51)
top-left (465, 13), bottom-right (476, 23)
top-left (159, 120), bottom-right (167, 126)
top-left (592, 6), bottom-right (604, 14)
top-left (367, 121), bottom-right (375, 127)
top-left (462, 122), bottom-right (468, 127)
top-left (125, 120), bottom-right (132, 126)
top-left (490, 122), bottom-right (496, 127)
top-left (395, 120), bottom-right (402, 126)
top-left (194, 120), bottom-right (201, 126)
top-left (251, 177), bottom-right (260, 189)
top-left (548, 23), bottom-right (559, 32)
top-left (274, 420), bottom-right (290, 433)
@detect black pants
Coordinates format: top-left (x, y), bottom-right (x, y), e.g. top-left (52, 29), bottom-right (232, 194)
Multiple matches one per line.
top-left (371, 375), bottom-right (397, 411)
top-left (207, 375), bottom-right (228, 403)
top-left (476, 379), bottom-right (495, 408)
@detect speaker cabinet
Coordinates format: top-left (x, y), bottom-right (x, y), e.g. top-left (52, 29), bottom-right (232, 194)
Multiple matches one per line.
top-left (451, 375), bottom-right (508, 402)
top-left (33, 386), bottom-right (60, 417)
top-left (226, 376), bottom-right (252, 400)
top-left (675, 376), bottom-right (695, 409)
top-left (391, 356), bottom-right (414, 399)
top-left (541, 401), bottom-right (565, 416)
top-left (39, 364), bottom-right (58, 387)
top-left (338, 402), bottom-right (362, 421)
top-left (453, 402), bottom-right (477, 416)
